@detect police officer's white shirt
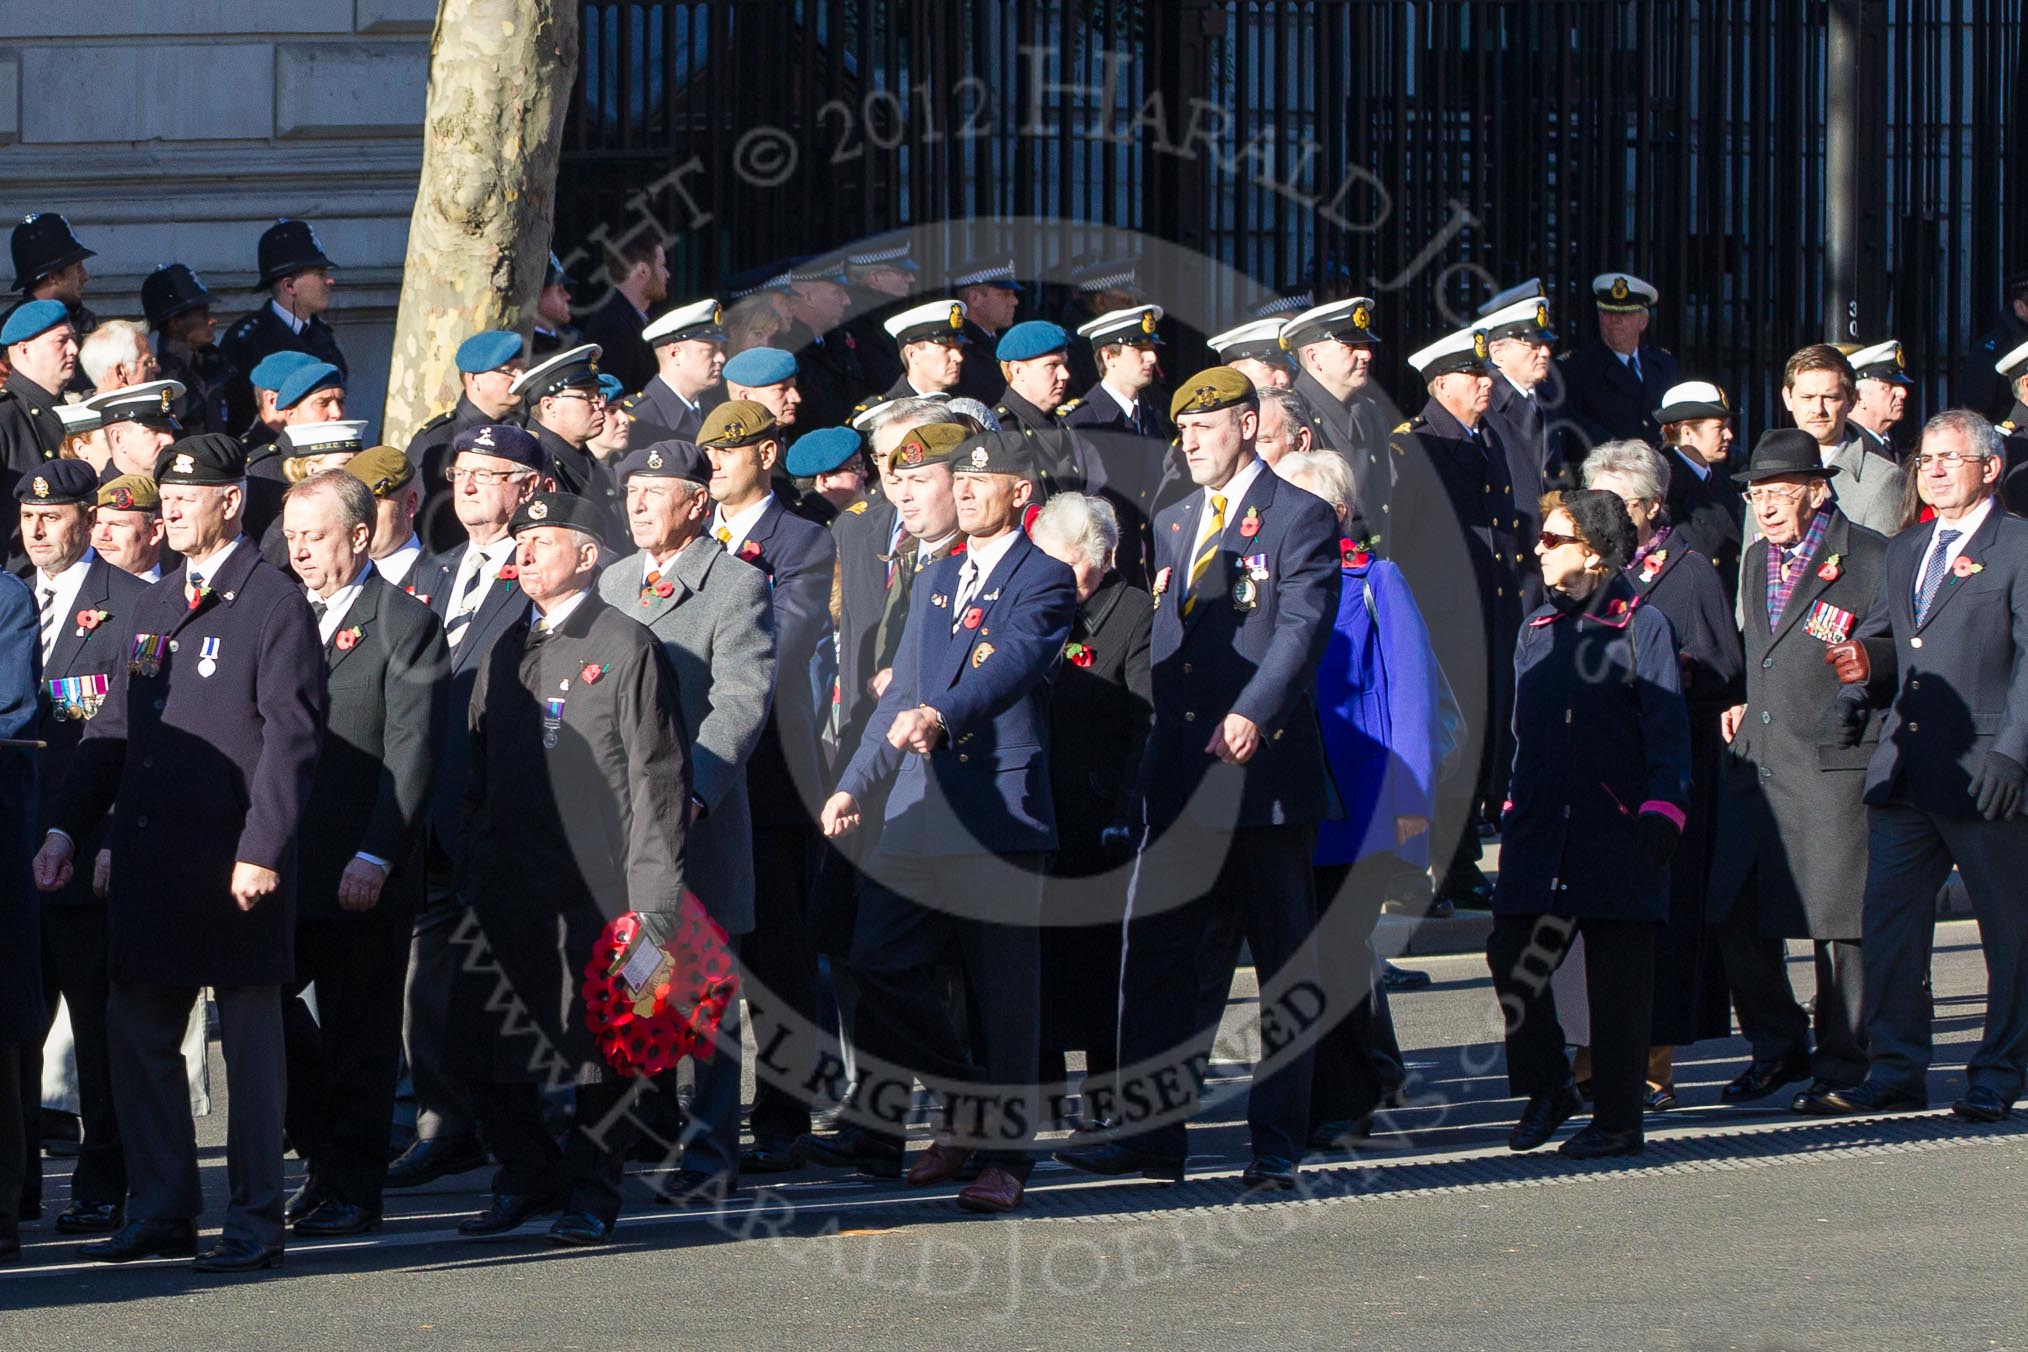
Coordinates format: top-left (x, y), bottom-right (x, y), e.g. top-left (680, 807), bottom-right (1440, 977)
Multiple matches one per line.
top-left (711, 493), bottom-right (774, 555)
top-left (307, 561), bottom-right (372, 644)
top-left (1502, 371), bottom-right (1536, 402)
top-left (36, 549), bottom-right (97, 662)
top-left (1196, 455), bottom-right (1266, 555)
top-left (268, 300), bottom-right (310, 336)
top-left (376, 533), bottom-right (423, 586)
top-left (532, 589), bottom-right (590, 635)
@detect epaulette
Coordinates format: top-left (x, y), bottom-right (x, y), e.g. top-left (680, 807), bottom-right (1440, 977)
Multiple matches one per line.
top-left (1391, 418), bottom-right (1419, 435)
top-left (1555, 350), bottom-right (1572, 362)
top-left (620, 392), bottom-right (644, 409)
top-left (418, 409), bottom-right (454, 433)
top-left (0, 387), bottom-right (14, 404)
top-left (2003, 420), bottom-right (2018, 434)
top-left (846, 499), bottom-right (869, 515)
top-left (231, 317), bottom-right (258, 339)
top-left (1054, 399), bottom-right (1082, 417)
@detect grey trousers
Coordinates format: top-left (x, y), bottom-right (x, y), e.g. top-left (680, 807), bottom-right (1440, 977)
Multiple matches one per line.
top-left (1862, 803), bottom-right (2028, 1101)
top-left (109, 981), bottom-right (285, 1248)
top-left (1714, 887), bottom-right (1867, 1086)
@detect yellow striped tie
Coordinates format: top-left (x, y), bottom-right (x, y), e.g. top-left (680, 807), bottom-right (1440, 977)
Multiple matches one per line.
top-left (1181, 494), bottom-right (1227, 616)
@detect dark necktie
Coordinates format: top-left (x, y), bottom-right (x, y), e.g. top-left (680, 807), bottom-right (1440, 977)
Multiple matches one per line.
top-left (1915, 528), bottom-right (1962, 625)
top-left (875, 547), bottom-right (929, 670)
top-left (309, 599), bottom-right (329, 624)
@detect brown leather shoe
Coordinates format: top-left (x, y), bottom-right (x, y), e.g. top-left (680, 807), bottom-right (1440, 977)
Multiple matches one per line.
top-left (904, 1138), bottom-right (974, 1187)
top-left (955, 1165), bottom-right (1025, 1213)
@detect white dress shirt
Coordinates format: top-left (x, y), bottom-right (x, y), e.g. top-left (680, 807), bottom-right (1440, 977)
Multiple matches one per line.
top-left (268, 299), bottom-right (309, 336)
top-left (1100, 380), bottom-right (1142, 424)
top-left (949, 527), bottom-right (1021, 629)
top-left (307, 562), bottom-right (373, 644)
top-left (532, 590), bottom-right (590, 635)
top-left (1921, 495), bottom-right (1995, 581)
top-left (183, 537), bottom-right (241, 592)
top-left (376, 533), bottom-right (423, 586)
top-left (1196, 455), bottom-right (1266, 555)
top-left (1670, 446), bottom-right (1711, 483)
top-left (711, 493), bottom-right (774, 555)
top-left (34, 549), bottom-right (97, 662)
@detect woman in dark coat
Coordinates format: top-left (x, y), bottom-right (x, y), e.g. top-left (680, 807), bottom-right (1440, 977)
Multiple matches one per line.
top-left (1488, 489), bottom-right (1692, 1160)
top-left (1029, 493), bottom-right (1152, 1129)
top-left (1586, 442), bottom-right (1744, 1108)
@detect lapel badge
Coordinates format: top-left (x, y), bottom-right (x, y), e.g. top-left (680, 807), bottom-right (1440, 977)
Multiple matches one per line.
top-left (971, 641), bottom-right (994, 668)
top-left (1231, 575), bottom-right (1259, 613)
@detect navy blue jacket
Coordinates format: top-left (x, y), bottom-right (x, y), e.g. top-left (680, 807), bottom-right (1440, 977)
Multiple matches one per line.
top-left (0, 572), bottom-right (42, 1040)
top-left (839, 529), bottom-right (1076, 857)
top-left (1494, 575), bottom-right (1692, 922)
top-left (1852, 502), bottom-right (2028, 815)
top-left (1138, 463), bottom-right (1342, 831)
top-left (415, 541), bottom-right (529, 847)
top-left (730, 494), bottom-right (836, 828)
top-left (1558, 339), bottom-right (1679, 449)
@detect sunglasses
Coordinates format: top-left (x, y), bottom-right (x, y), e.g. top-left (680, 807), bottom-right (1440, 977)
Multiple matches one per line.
top-left (1538, 530), bottom-right (1585, 550)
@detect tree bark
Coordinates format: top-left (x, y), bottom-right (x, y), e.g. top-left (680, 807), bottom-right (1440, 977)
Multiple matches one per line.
top-left (382, 0), bottom-right (579, 446)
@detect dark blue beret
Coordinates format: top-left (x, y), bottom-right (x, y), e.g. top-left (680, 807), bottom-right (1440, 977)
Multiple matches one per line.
top-left (450, 422), bottom-right (544, 472)
top-left (509, 490), bottom-right (606, 545)
top-left (617, 439), bottom-right (710, 485)
top-left (13, 457), bottom-right (97, 504)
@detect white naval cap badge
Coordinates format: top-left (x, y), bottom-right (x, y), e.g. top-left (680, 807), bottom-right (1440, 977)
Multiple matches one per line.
top-left (529, 500), bottom-right (549, 520)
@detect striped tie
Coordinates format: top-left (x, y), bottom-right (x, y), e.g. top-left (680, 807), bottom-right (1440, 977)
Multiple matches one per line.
top-left (37, 586), bottom-right (59, 662)
top-left (1915, 528), bottom-right (1961, 625)
top-left (1181, 494), bottom-right (1227, 617)
top-left (443, 553), bottom-right (488, 647)
top-left (715, 526), bottom-right (732, 548)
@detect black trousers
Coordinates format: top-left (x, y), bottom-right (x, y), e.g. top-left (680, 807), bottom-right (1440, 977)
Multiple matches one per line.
top-left (848, 849), bottom-right (1043, 1172)
top-left (1714, 878), bottom-right (1867, 1086)
top-left (1307, 857), bottom-right (1397, 1128)
top-left (1487, 913), bottom-right (1655, 1135)
top-left (282, 905), bottom-right (413, 1212)
top-left (470, 1078), bottom-right (647, 1226)
top-left (406, 860), bottom-right (477, 1143)
top-left (19, 905), bottom-right (125, 1211)
top-left (1116, 823), bottom-right (1319, 1163)
top-left (0, 1044), bottom-right (22, 1242)
top-left (745, 824), bottom-right (823, 1146)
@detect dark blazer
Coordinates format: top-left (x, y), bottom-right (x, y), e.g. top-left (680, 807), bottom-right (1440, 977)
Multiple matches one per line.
top-left (1139, 465), bottom-right (1342, 831)
top-left (298, 569), bottom-right (447, 917)
top-left (52, 539), bottom-right (327, 987)
top-left (1662, 449), bottom-right (1746, 603)
top-left (407, 393), bottom-right (517, 554)
top-left (1853, 502), bottom-right (2028, 814)
top-left (1495, 575), bottom-right (1692, 923)
top-left (839, 529), bottom-right (1077, 856)
top-left (1559, 339), bottom-right (1678, 449)
top-left (532, 420), bottom-right (622, 543)
top-left (0, 572), bottom-right (42, 1041)
top-left (1484, 373), bottom-right (1558, 480)
top-left (785, 321), bottom-right (868, 433)
top-left (730, 495), bottom-right (836, 829)
top-left (34, 556), bottom-right (147, 909)
top-left (995, 387), bottom-right (1109, 498)
top-left (832, 497), bottom-right (901, 762)
top-left (415, 540), bottom-right (527, 845)
top-left (620, 375), bottom-right (707, 443)
top-left (457, 591), bottom-right (690, 1084)
top-left (576, 291), bottom-right (654, 397)
top-left (218, 304), bottom-right (348, 433)
top-left (1710, 511), bottom-right (1886, 938)
top-left (1048, 576), bottom-right (1154, 855)
top-left (1291, 370), bottom-right (1394, 542)
top-left (1061, 382), bottom-right (1171, 443)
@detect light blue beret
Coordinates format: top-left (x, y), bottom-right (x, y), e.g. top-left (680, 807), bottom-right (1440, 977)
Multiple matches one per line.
top-left (996, 320), bottom-right (1070, 363)
top-left (455, 329), bottom-right (522, 374)
top-left (721, 346), bottom-right (798, 388)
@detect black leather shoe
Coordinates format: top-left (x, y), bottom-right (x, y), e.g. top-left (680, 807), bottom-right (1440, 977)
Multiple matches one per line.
top-left (293, 1201), bottom-right (382, 1236)
top-left (739, 1138), bottom-right (804, 1174)
top-left (1381, 962), bottom-right (1433, 990)
top-left (796, 1126), bottom-right (903, 1179)
top-left (78, 1218), bottom-right (199, 1263)
top-left (1644, 1084), bottom-right (1677, 1113)
top-left (1508, 1084), bottom-right (1584, 1152)
top-left (545, 1209), bottom-right (612, 1246)
top-left (193, 1239), bottom-right (283, 1274)
top-left (284, 1176), bottom-right (328, 1225)
top-left (1240, 1155), bottom-right (1298, 1190)
top-left (0, 1235), bottom-right (19, 1265)
top-left (1307, 1116), bottom-right (1375, 1148)
top-left (1721, 1053), bottom-right (1813, 1104)
top-left (1952, 1085), bottom-right (2015, 1123)
top-left (457, 1193), bottom-right (561, 1238)
top-left (1559, 1124), bottom-right (1643, 1159)
top-left (54, 1201), bottom-right (123, 1234)
top-left (385, 1135), bottom-right (488, 1190)
top-left (1052, 1142), bottom-right (1186, 1184)
top-left (654, 1170), bottom-right (735, 1207)
top-left (1792, 1082), bottom-right (1927, 1116)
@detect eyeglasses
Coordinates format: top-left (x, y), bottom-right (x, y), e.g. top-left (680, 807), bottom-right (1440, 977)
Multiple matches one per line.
top-left (551, 390), bottom-right (606, 407)
top-left (1537, 530), bottom-right (1584, 550)
top-left (1911, 450), bottom-right (1986, 469)
top-left (445, 467), bottom-right (533, 486)
top-left (1744, 483), bottom-right (1811, 507)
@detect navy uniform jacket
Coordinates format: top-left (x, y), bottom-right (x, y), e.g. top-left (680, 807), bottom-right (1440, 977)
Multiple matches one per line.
top-left (1662, 449), bottom-right (1746, 606)
top-left (1060, 381), bottom-right (1172, 443)
top-left (785, 321), bottom-right (867, 432)
top-left (842, 291), bottom-right (907, 395)
top-left (839, 529), bottom-right (1076, 856)
top-left (1961, 310), bottom-right (2028, 420)
top-left (620, 375), bottom-right (707, 443)
top-left (1485, 374), bottom-right (1562, 481)
top-left (1, 372), bottom-right (63, 570)
top-left (2001, 401), bottom-right (2028, 516)
top-left (832, 496), bottom-right (900, 761)
top-left (1494, 575), bottom-right (1692, 923)
top-left (1851, 503), bottom-right (2028, 815)
top-left (1293, 369), bottom-right (1395, 541)
top-left (1709, 511), bottom-right (1886, 939)
top-left (532, 419), bottom-right (622, 543)
top-left (575, 291), bottom-right (654, 397)
top-left (728, 495), bottom-right (836, 828)
top-left (1049, 576), bottom-right (1154, 855)
top-left (298, 570), bottom-right (447, 918)
top-left (407, 394), bottom-right (519, 554)
top-left (218, 305), bottom-right (348, 433)
top-left (0, 572), bottom-right (42, 1041)
top-left (994, 387), bottom-right (1109, 498)
top-left (51, 540), bottom-right (327, 987)
top-left (154, 335), bottom-right (235, 436)
top-left (1139, 465), bottom-right (1342, 831)
top-left (1559, 340), bottom-right (1678, 451)
top-left (35, 555), bottom-right (147, 910)
top-left (414, 541), bottom-right (529, 847)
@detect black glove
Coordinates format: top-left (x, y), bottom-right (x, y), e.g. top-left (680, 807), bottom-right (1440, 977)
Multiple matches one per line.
top-left (1635, 810), bottom-right (1681, 870)
top-left (1969, 752), bottom-right (2027, 822)
top-left (1822, 695), bottom-right (1868, 751)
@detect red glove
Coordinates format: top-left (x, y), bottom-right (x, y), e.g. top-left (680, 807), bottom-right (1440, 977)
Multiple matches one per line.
top-left (1824, 640), bottom-right (1870, 685)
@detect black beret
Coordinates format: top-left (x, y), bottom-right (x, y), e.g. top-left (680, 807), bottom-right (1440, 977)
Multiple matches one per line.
top-left (155, 433), bottom-right (248, 486)
top-left (13, 458), bottom-right (97, 505)
top-left (509, 491), bottom-right (606, 545)
top-left (451, 422), bottom-right (545, 472)
top-left (617, 439), bottom-right (710, 486)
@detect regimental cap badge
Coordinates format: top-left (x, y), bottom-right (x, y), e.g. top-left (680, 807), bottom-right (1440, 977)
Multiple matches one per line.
top-left (529, 500), bottom-right (549, 520)
top-left (158, 387), bottom-right (174, 412)
top-left (1473, 330), bottom-right (1489, 360)
top-left (712, 303), bottom-right (723, 326)
top-left (1535, 301), bottom-right (1549, 329)
top-left (110, 486), bottom-right (133, 509)
top-left (948, 303), bottom-right (965, 330)
top-left (970, 446), bottom-right (989, 468)
top-left (31, 476), bottom-right (48, 498)
top-left (1140, 310), bottom-right (1157, 335)
top-left (721, 414), bottom-right (747, 440)
top-left (1352, 302), bottom-right (1371, 332)
top-left (473, 425), bottom-right (495, 448)
top-left (647, 447), bottom-right (664, 469)
top-left (1277, 332), bottom-right (1291, 351)
top-left (172, 453), bottom-right (194, 475)
top-left (1610, 276), bottom-right (1630, 300)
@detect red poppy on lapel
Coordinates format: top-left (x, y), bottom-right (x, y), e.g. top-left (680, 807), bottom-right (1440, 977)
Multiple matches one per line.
top-left (497, 563), bottom-right (519, 581)
top-left (1238, 505), bottom-right (1262, 539)
top-left (949, 540), bottom-right (968, 556)
top-left (1816, 552), bottom-right (1842, 583)
top-left (75, 608), bottom-right (106, 632)
top-left (654, 580), bottom-right (674, 597)
top-left (738, 540), bottom-right (762, 561)
top-left (1064, 641), bottom-right (1094, 667)
top-left (581, 662), bottom-right (608, 684)
top-left (1952, 555), bottom-right (1984, 578)
top-left (1339, 537), bottom-right (1371, 569)
top-left (335, 626), bottom-right (363, 651)
top-left (962, 606), bottom-right (983, 630)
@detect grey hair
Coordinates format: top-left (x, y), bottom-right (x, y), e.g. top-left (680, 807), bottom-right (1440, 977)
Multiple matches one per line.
top-left (1029, 492), bottom-right (1119, 573)
top-left (861, 395), bottom-right (960, 437)
top-left (1274, 448), bottom-right (1356, 515)
top-left (1922, 407), bottom-right (2004, 461)
top-left (1581, 438), bottom-right (1672, 499)
top-left (1256, 384), bottom-right (1318, 435)
top-left (945, 397), bottom-right (1002, 431)
top-left (285, 467), bottom-right (376, 535)
top-left (79, 319), bottom-right (149, 389)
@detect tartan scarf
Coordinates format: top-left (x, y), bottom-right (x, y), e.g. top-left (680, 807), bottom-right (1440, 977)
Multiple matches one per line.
top-left (1765, 506), bottom-right (1831, 624)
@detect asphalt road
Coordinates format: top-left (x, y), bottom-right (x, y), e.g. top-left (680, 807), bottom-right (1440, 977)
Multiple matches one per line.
top-left (3, 919), bottom-right (2022, 1351)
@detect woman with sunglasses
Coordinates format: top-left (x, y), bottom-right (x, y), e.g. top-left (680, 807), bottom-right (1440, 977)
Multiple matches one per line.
top-left (1487, 488), bottom-right (1693, 1159)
